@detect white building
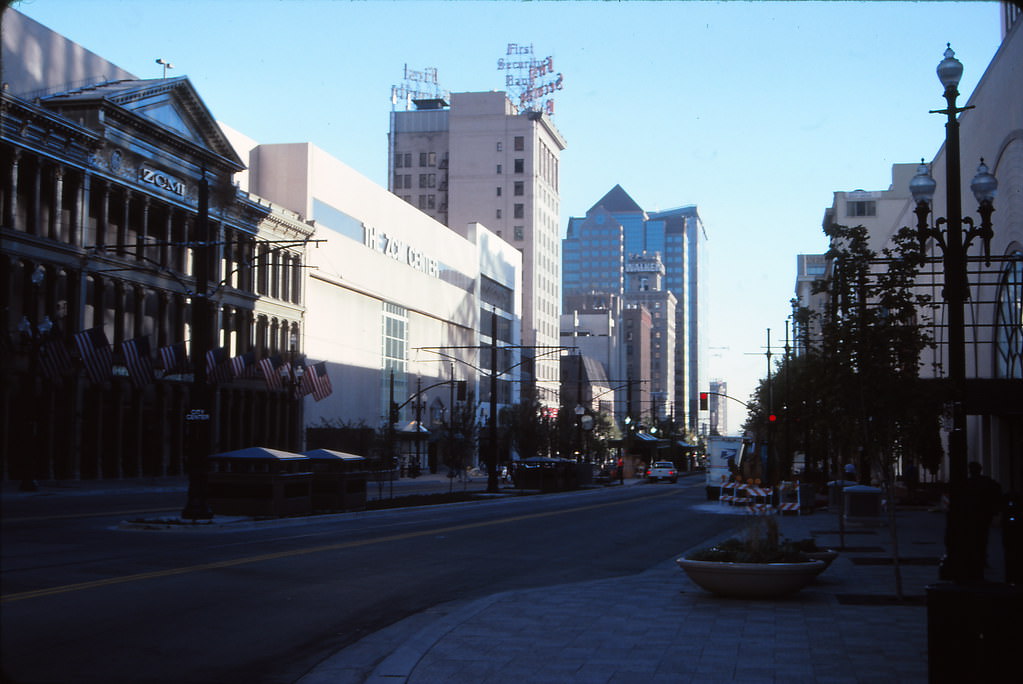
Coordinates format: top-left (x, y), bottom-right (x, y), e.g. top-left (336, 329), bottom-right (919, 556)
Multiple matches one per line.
top-left (389, 92), bottom-right (566, 408)
top-left (228, 139), bottom-right (523, 469)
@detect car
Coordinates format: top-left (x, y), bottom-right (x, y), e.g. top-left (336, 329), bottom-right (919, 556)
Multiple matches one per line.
top-left (647, 461), bottom-right (678, 483)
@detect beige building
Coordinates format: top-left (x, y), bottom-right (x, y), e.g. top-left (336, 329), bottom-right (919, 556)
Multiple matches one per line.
top-left (227, 140), bottom-right (523, 457)
top-left (389, 92), bottom-right (566, 407)
top-left (807, 9), bottom-right (1023, 489)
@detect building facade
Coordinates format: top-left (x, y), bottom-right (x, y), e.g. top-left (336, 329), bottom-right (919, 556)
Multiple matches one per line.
top-left (229, 139), bottom-right (523, 473)
top-left (563, 185), bottom-right (705, 431)
top-left (388, 92), bottom-right (566, 408)
top-left (1, 9), bottom-right (310, 481)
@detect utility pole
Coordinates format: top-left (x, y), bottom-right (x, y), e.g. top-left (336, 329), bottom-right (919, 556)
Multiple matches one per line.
top-left (488, 309), bottom-right (499, 493)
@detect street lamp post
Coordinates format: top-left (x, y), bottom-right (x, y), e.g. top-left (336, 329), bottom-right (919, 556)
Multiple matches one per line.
top-left (182, 171), bottom-right (214, 520)
top-left (908, 44), bottom-right (997, 584)
top-left (17, 264), bottom-right (49, 491)
top-left (282, 332), bottom-right (305, 452)
top-left (910, 45), bottom-right (1022, 684)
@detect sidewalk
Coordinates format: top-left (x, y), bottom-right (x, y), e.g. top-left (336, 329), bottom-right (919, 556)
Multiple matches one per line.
top-left (304, 506), bottom-right (993, 684)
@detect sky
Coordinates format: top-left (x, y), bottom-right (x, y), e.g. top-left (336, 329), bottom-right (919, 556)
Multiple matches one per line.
top-left (10, 0), bottom-right (1005, 433)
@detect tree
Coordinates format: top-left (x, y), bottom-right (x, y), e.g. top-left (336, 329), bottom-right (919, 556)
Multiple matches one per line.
top-left (502, 390), bottom-right (558, 460)
top-left (444, 391), bottom-right (480, 490)
top-left (746, 223), bottom-right (939, 598)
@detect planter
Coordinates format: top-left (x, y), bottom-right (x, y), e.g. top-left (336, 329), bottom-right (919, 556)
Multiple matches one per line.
top-left (804, 549), bottom-right (839, 573)
top-left (676, 558), bottom-right (824, 598)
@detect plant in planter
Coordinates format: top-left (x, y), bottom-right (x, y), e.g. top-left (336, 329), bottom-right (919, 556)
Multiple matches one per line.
top-left (787, 537), bottom-right (840, 571)
top-left (677, 517), bottom-right (825, 598)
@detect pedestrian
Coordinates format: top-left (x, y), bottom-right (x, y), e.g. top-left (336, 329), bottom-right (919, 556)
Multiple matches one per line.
top-left (618, 457), bottom-right (624, 485)
top-left (963, 461), bottom-right (1003, 581)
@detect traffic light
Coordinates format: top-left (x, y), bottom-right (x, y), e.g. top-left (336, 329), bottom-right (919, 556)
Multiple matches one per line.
top-left (768, 414), bottom-right (777, 423)
top-left (699, 392), bottom-right (709, 411)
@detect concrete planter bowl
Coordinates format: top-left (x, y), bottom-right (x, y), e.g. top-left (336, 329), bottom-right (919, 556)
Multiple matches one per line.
top-left (676, 558), bottom-right (825, 598)
top-left (803, 549), bottom-right (839, 573)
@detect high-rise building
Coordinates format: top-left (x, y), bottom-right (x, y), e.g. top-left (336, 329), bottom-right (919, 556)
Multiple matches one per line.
top-left (563, 185), bottom-right (705, 431)
top-left (389, 92), bottom-right (566, 406)
top-left (624, 252), bottom-right (676, 419)
top-left (708, 379), bottom-right (727, 436)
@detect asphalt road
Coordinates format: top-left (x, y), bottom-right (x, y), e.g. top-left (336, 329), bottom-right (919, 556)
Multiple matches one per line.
top-left (2, 478), bottom-right (736, 684)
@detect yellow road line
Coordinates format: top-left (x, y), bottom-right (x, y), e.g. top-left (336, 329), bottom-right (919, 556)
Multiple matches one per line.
top-left (2, 489), bottom-right (679, 604)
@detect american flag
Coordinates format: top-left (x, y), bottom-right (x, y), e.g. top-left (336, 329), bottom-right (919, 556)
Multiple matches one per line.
top-left (205, 347), bottom-right (232, 384)
top-left (302, 361), bottom-right (333, 401)
top-left (230, 350), bottom-right (256, 379)
top-left (38, 338), bottom-right (74, 382)
top-left (73, 327), bottom-right (113, 385)
top-left (158, 342), bottom-right (189, 375)
top-left (121, 335), bottom-right (155, 389)
top-left (258, 354), bottom-right (284, 391)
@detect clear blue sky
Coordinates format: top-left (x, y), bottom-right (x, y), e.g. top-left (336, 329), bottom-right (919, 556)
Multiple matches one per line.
top-left (11, 0), bottom-right (1004, 432)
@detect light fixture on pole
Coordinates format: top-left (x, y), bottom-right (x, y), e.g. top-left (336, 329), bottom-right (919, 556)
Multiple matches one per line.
top-left (908, 43), bottom-right (997, 585)
top-left (155, 58), bottom-right (174, 79)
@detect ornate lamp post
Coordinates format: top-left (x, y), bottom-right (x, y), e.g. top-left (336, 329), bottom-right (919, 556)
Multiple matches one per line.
top-left (908, 44), bottom-right (997, 584)
top-left (281, 331), bottom-right (305, 452)
top-left (17, 265), bottom-right (50, 491)
top-left (910, 45), bottom-right (1022, 684)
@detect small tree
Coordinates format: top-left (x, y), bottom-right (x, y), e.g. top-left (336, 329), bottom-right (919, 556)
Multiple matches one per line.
top-left (445, 392), bottom-right (480, 491)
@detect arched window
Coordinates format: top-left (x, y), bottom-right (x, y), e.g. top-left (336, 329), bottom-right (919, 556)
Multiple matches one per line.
top-left (994, 250), bottom-right (1023, 379)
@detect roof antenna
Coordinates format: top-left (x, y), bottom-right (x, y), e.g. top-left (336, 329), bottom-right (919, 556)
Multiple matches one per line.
top-left (155, 58), bottom-right (174, 79)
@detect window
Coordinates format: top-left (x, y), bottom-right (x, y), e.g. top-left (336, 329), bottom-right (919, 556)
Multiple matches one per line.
top-left (496, 186), bottom-right (502, 196)
top-left (393, 174), bottom-right (403, 189)
top-left (496, 164), bottom-right (502, 174)
top-left (514, 136), bottom-right (524, 151)
top-left (514, 226), bottom-right (524, 241)
top-left (394, 153), bottom-right (404, 169)
top-left (428, 151), bottom-right (436, 166)
top-left (419, 152), bottom-right (428, 167)
top-left (496, 142), bottom-right (503, 151)
top-left (847, 200), bottom-right (877, 217)
top-left (514, 203), bottom-right (524, 219)
top-left (404, 174), bottom-right (411, 188)
top-left (514, 181), bottom-right (524, 196)
top-left (403, 153), bottom-right (412, 168)
top-left (419, 195), bottom-right (428, 209)
top-left (514, 159), bottom-right (524, 174)
top-left (427, 194), bottom-right (436, 209)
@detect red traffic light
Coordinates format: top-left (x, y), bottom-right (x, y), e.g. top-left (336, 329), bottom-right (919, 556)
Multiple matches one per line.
top-left (699, 392), bottom-right (709, 411)
top-left (768, 414), bottom-right (777, 422)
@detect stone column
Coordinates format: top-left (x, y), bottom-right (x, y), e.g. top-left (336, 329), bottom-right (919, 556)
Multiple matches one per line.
top-left (139, 197), bottom-right (150, 264)
top-left (52, 165), bottom-right (64, 241)
top-left (31, 156), bottom-right (42, 236)
top-left (117, 188), bottom-right (130, 257)
top-left (5, 150), bottom-right (19, 229)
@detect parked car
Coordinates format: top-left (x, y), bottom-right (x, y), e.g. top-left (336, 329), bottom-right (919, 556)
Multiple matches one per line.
top-left (646, 461), bottom-right (678, 483)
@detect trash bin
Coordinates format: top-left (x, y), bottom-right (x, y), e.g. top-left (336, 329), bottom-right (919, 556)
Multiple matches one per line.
top-left (843, 485), bottom-right (884, 525)
top-left (513, 458), bottom-right (576, 491)
top-left (799, 483), bottom-right (817, 513)
top-left (827, 480), bottom-right (857, 508)
top-left (303, 449), bottom-right (368, 511)
top-left (208, 447), bottom-right (313, 516)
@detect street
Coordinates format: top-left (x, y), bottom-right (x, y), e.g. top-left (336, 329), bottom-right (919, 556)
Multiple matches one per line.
top-left (1, 477), bottom-right (735, 684)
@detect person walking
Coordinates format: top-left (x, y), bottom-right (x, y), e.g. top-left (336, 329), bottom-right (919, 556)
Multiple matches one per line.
top-left (963, 461), bottom-right (1003, 581)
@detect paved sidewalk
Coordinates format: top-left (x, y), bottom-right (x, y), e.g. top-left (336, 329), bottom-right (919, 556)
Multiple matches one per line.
top-left (304, 505), bottom-right (1003, 684)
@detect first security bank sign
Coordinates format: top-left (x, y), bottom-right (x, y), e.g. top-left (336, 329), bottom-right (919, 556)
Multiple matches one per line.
top-left (362, 223), bottom-right (440, 278)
